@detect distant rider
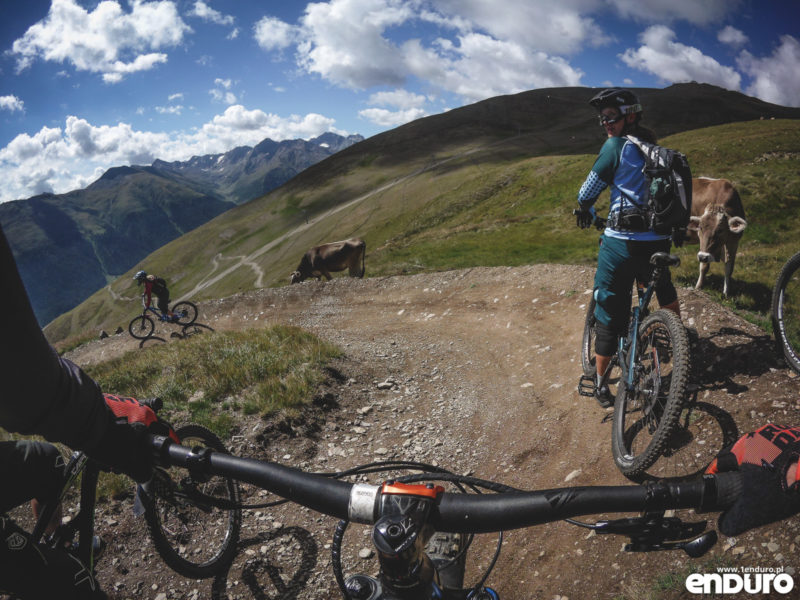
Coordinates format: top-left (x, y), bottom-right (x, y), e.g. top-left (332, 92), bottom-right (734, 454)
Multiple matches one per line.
top-left (134, 270), bottom-right (175, 320)
top-left (575, 88), bottom-right (681, 407)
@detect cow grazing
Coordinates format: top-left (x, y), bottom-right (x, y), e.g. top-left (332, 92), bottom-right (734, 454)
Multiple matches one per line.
top-left (290, 238), bottom-right (366, 284)
top-left (686, 177), bottom-right (748, 297)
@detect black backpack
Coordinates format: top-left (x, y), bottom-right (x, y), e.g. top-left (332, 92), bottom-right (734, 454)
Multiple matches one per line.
top-left (150, 276), bottom-right (168, 295)
top-left (626, 136), bottom-right (693, 245)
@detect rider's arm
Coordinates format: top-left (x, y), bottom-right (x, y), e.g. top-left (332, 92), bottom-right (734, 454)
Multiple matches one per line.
top-left (0, 225), bottom-right (109, 451)
top-left (577, 137), bottom-right (623, 209)
top-left (142, 280), bottom-right (152, 309)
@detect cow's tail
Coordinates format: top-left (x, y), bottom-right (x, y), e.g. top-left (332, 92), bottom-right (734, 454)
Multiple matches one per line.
top-left (359, 239), bottom-right (366, 278)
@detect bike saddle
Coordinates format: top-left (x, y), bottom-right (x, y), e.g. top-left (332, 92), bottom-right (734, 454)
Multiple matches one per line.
top-left (650, 252), bottom-right (680, 268)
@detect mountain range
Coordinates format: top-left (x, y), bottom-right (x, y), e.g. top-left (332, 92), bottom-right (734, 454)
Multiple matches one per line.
top-left (22, 83), bottom-right (800, 343)
top-left (0, 133), bottom-right (363, 324)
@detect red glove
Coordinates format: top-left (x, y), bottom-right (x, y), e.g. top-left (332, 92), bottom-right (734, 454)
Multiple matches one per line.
top-left (87, 394), bottom-right (178, 483)
top-left (706, 423), bottom-right (800, 535)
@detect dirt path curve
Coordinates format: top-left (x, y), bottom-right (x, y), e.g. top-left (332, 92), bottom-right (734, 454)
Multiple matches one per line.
top-left (65, 265), bottom-right (800, 600)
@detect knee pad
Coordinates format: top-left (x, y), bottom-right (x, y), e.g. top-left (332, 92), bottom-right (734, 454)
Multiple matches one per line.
top-left (595, 321), bottom-right (618, 356)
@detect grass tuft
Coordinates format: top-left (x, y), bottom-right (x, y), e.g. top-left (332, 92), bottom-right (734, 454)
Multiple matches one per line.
top-left (85, 325), bottom-right (342, 438)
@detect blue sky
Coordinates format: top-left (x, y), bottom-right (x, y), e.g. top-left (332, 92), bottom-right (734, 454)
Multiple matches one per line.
top-left (0, 0), bottom-right (798, 204)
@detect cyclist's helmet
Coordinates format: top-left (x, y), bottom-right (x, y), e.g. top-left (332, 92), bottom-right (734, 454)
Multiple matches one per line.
top-left (589, 88), bottom-right (642, 115)
top-left (134, 270), bottom-right (147, 283)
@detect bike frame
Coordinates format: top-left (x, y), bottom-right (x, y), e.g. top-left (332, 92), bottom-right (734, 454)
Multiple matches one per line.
top-left (596, 274), bottom-right (658, 398)
top-left (31, 451), bottom-right (100, 570)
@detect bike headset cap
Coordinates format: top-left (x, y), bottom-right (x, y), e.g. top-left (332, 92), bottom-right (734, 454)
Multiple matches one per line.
top-left (134, 270), bottom-right (147, 282)
top-left (589, 88), bottom-right (642, 116)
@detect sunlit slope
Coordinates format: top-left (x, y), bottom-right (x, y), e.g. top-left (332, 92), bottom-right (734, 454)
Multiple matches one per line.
top-left (45, 91), bottom-right (800, 345)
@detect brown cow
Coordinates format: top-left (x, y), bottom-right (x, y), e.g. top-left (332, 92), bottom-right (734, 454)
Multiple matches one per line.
top-left (290, 238), bottom-right (366, 284)
top-left (686, 177), bottom-right (747, 297)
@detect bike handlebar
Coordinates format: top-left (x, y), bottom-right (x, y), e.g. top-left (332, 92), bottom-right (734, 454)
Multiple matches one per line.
top-left (150, 435), bottom-right (742, 534)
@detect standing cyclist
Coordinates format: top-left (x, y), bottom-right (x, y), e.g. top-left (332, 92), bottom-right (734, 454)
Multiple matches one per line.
top-left (575, 88), bottom-right (681, 407)
top-left (0, 224), bottom-right (167, 598)
top-left (134, 270), bottom-right (175, 320)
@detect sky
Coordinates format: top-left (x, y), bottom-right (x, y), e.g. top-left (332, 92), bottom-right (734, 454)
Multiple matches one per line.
top-left (0, 0), bottom-right (798, 204)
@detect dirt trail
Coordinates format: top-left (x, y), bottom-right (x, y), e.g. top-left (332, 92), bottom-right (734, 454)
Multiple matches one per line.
top-left (63, 264), bottom-right (800, 600)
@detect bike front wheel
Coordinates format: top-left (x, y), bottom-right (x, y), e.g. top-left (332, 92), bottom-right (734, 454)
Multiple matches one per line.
top-left (129, 315), bottom-right (155, 339)
top-left (612, 309), bottom-right (690, 479)
top-left (172, 301), bottom-right (198, 325)
top-left (144, 424), bottom-right (241, 578)
top-left (771, 251), bottom-right (800, 375)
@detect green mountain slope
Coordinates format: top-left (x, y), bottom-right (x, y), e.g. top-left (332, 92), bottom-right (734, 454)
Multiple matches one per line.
top-left (45, 84), bottom-right (800, 345)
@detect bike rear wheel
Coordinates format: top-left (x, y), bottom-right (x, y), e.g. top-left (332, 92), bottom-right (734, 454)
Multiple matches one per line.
top-left (771, 251), bottom-right (800, 375)
top-left (172, 301), bottom-right (198, 325)
top-left (612, 309), bottom-right (690, 479)
top-left (128, 315), bottom-right (155, 339)
top-left (144, 424), bottom-right (241, 578)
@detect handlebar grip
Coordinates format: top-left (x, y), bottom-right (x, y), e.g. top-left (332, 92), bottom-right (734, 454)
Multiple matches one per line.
top-left (709, 471), bottom-right (743, 511)
top-left (140, 397), bottom-right (163, 413)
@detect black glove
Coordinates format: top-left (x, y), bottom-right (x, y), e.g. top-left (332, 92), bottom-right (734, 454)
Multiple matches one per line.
top-left (705, 423), bottom-right (800, 536)
top-left (86, 394), bottom-right (178, 483)
top-left (576, 207), bottom-right (595, 229)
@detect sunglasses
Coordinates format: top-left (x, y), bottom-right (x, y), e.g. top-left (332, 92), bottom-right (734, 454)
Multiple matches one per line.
top-left (598, 113), bottom-right (623, 126)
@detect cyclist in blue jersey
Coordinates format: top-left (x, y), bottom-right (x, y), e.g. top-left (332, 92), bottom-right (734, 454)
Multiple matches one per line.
top-left (575, 88), bottom-right (681, 407)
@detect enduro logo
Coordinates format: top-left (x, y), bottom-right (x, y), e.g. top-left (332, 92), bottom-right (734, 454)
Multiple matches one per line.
top-left (5, 532), bottom-right (27, 551)
top-left (686, 567), bottom-right (794, 594)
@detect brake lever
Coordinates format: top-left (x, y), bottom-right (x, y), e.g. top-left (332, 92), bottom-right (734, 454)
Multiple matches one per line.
top-left (589, 511), bottom-right (718, 558)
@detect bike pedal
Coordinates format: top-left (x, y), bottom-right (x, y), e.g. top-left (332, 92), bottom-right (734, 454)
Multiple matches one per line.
top-left (578, 375), bottom-right (596, 397)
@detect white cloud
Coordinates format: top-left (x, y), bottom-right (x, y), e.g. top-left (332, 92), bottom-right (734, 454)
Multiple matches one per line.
top-left (11, 0), bottom-right (190, 83)
top-left (620, 25), bottom-right (741, 90)
top-left (155, 105), bottom-right (184, 115)
top-left (210, 78), bottom-right (237, 104)
top-left (257, 0), bottom-right (584, 103)
top-left (0, 107), bottom-right (348, 202)
top-left (607, 0), bottom-right (735, 24)
top-left (738, 35), bottom-right (800, 108)
top-left (360, 89), bottom-right (429, 126)
top-left (426, 0), bottom-right (611, 55)
top-left (359, 107), bottom-right (428, 127)
top-left (189, 1), bottom-right (234, 26)
top-left (254, 16), bottom-right (298, 51)
top-left (718, 25), bottom-right (748, 48)
top-left (0, 95), bottom-right (25, 112)
top-left (367, 89), bottom-right (428, 108)
top-left (168, 93), bottom-right (184, 102)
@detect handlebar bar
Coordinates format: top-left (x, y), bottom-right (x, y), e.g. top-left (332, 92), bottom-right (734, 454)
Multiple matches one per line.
top-left (150, 434), bottom-right (742, 534)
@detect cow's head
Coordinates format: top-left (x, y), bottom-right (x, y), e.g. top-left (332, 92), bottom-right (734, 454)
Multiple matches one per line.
top-left (290, 271), bottom-right (305, 284)
top-left (688, 206), bottom-right (747, 263)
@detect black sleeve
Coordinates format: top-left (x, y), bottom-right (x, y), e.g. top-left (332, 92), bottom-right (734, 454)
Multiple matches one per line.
top-left (0, 224), bottom-right (110, 451)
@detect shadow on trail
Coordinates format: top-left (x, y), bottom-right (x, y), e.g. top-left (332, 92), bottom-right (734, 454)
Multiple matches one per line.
top-left (133, 322), bottom-right (215, 347)
top-left (211, 526), bottom-right (318, 600)
top-left (690, 326), bottom-right (779, 394)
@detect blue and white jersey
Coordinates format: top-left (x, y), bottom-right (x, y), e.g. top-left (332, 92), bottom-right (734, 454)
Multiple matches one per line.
top-left (577, 136), bottom-right (669, 241)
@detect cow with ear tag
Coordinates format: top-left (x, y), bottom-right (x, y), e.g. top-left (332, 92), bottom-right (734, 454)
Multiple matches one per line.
top-left (686, 177), bottom-right (748, 297)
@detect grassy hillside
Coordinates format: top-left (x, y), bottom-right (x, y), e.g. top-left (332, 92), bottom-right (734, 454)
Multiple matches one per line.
top-left (47, 116), bottom-right (800, 347)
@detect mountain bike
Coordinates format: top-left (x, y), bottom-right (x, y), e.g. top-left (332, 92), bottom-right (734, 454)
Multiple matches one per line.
top-left (771, 250), bottom-right (800, 375)
top-left (148, 432), bottom-right (743, 600)
top-left (128, 301), bottom-right (198, 339)
top-left (575, 211), bottom-right (691, 479)
top-left (30, 399), bottom-right (242, 587)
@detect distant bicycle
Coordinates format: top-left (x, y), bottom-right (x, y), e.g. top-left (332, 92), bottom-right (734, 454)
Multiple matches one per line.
top-left (128, 301), bottom-right (198, 339)
top-left (771, 251), bottom-right (800, 375)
